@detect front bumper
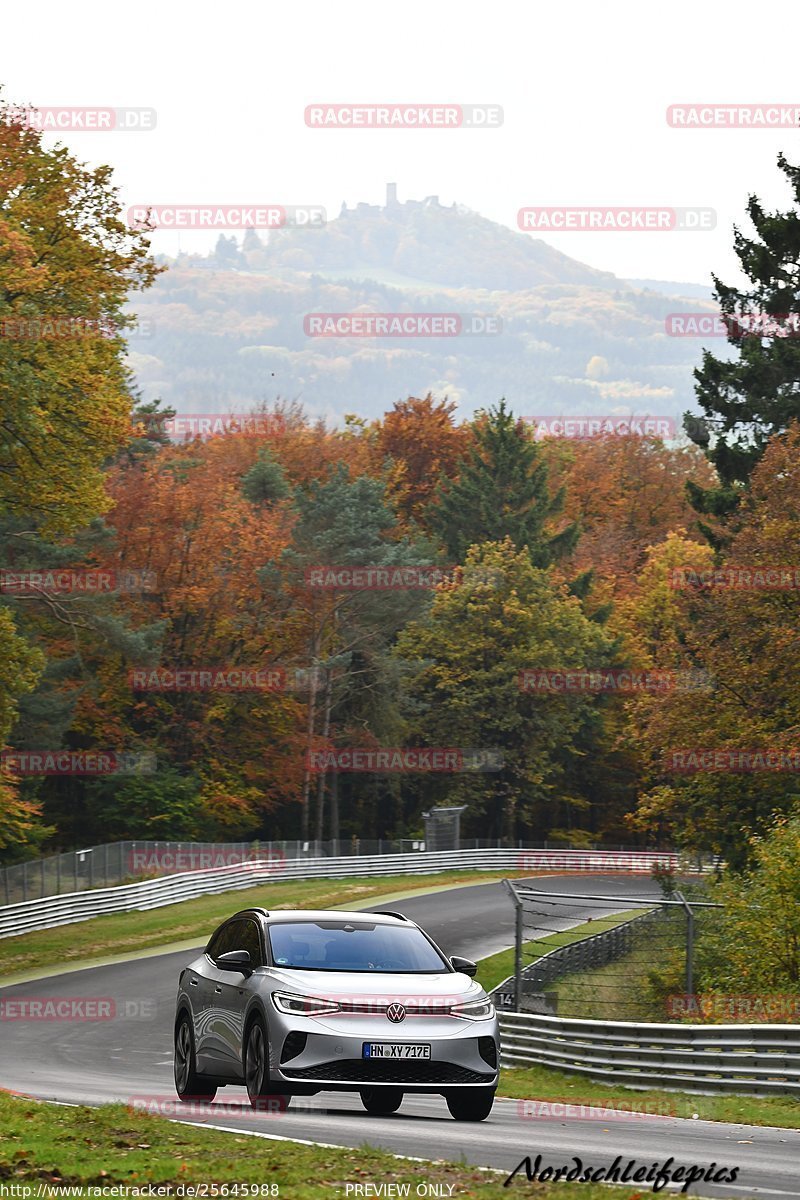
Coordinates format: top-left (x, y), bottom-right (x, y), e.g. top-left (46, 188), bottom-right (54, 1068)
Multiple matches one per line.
top-left (269, 1012), bottom-right (499, 1091)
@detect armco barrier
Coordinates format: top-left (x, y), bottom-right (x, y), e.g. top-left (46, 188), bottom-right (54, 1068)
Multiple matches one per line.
top-left (0, 847), bottom-right (682, 939)
top-left (498, 1010), bottom-right (800, 1096)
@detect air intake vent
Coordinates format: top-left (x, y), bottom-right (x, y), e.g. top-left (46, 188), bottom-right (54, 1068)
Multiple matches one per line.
top-left (280, 1031), bottom-right (308, 1063)
top-left (478, 1036), bottom-right (498, 1068)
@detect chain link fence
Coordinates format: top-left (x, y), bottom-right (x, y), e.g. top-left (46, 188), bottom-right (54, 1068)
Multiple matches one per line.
top-left (501, 879), bottom-right (724, 1023)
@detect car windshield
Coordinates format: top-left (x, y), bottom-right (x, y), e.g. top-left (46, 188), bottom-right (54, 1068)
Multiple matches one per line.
top-left (267, 920), bottom-right (449, 972)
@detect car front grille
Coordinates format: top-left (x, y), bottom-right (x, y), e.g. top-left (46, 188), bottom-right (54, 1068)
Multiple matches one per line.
top-left (283, 1059), bottom-right (495, 1084)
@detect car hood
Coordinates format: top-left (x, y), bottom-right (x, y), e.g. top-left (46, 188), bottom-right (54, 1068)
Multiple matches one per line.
top-left (262, 967), bottom-right (485, 1003)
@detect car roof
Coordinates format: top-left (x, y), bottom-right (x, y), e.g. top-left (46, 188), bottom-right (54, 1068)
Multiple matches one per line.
top-left (232, 907), bottom-right (412, 926)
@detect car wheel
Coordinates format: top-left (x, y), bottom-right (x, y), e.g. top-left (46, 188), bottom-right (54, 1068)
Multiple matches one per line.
top-left (445, 1087), bottom-right (495, 1121)
top-left (359, 1087), bottom-right (403, 1115)
top-left (245, 1018), bottom-right (291, 1113)
top-left (174, 1013), bottom-right (217, 1103)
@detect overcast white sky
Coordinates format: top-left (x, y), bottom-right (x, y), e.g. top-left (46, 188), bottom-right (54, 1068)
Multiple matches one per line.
top-left (3, 0), bottom-right (800, 285)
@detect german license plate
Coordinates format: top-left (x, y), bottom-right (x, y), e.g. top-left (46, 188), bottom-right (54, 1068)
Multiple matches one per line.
top-left (363, 1042), bottom-right (431, 1059)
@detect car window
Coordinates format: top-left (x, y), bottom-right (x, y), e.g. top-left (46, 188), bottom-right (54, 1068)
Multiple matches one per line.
top-left (206, 919), bottom-right (246, 961)
top-left (236, 918), bottom-right (264, 967)
top-left (267, 920), bottom-right (448, 972)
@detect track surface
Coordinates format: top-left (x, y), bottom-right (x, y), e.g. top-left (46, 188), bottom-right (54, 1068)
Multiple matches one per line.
top-left (1, 875), bottom-right (798, 1198)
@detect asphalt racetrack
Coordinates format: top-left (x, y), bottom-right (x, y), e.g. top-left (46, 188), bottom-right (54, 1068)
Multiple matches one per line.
top-left (1, 875), bottom-right (797, 1197)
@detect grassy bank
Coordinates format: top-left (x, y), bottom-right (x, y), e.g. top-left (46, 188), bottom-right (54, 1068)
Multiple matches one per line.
top-left (0, 1090), bottom-right (623, 1200)
top-left (496, 1061), bottom-right (800, 1129)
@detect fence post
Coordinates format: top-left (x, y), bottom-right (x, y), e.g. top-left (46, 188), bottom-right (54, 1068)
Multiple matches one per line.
top-left (502, 879), bottom-right (524, 1014)
top-left (675, 890), bottom-right (695, 996)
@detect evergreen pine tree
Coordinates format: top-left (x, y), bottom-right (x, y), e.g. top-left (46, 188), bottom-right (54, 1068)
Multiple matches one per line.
top-left (241, 448), bottom-right (290, 506)
top-left (685, 153), bottom-right (800, 542)
top-left (429, 400), bottom-right (579, 566)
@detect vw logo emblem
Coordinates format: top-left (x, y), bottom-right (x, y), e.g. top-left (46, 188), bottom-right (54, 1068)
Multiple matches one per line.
top-left (387, 1002), bottom-right (406, 1023)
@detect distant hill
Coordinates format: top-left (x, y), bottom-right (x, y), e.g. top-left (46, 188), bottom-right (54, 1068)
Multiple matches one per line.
top-left (259, 188), bottom-right (620, 292)
top-left (625, 278), bottom-right (714, 300)
top-left (126, 188), bottom-right (724, 425)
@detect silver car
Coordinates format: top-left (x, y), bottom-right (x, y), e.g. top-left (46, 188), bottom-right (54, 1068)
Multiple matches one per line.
top-left (174, 906), bottom-right (499, 1120)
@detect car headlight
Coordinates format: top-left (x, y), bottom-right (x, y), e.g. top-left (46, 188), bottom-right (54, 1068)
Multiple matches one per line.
top-left (450, 996), bottom-right (495, 1021)
top-left (272, 991), bottom-right (340, 1016)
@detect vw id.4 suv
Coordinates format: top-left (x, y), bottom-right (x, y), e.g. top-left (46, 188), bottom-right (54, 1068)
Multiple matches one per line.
top-left (174, 907), bottom-right (499, 1120)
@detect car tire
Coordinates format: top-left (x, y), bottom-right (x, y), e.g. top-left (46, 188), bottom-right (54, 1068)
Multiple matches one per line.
top-left (245, 1017), bottom-right (291, 1113)
top-left (359, 1087), bottom-right (403, 1115)
top-left (445, 1087), bottom-right (495, 1121)
top-left (174, 1013), bottom-right (217, 1103)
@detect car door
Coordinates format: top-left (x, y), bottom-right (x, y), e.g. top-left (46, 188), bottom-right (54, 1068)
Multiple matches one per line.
top-left (215, 917), bottom-right (265, 1075)
top-left (198, 920), bottom-right (246, 1075)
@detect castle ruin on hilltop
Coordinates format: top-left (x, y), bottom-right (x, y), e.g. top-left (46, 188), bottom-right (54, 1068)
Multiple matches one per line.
top-left (339, 184), bottom-right (456, 217)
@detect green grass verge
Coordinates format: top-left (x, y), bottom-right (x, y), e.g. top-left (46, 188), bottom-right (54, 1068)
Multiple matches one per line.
top-left (496, 1062), bottom-right (800, 1129)
top-left (0, 1090), bottom-right (621, 1199)
top-left (549, 939), bottom-right (671, 1023)
top-left (0, 870), bottom-right (538, 981)
top-left (474, 909), bottom-right (644, 993)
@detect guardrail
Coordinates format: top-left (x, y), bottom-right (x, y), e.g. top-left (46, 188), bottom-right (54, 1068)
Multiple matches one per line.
top-left (498, 1010), bottom-right (800, 1095)
top-left (0, 837), bottom-right (686, 905)
top-left (0, 847), bottom-right (683, 939)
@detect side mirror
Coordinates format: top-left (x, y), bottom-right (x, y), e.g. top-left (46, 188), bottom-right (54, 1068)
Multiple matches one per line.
top-left (450, 955), bottom-right (477, 977)
top-left (216, 949), bottom-right (252, 976)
